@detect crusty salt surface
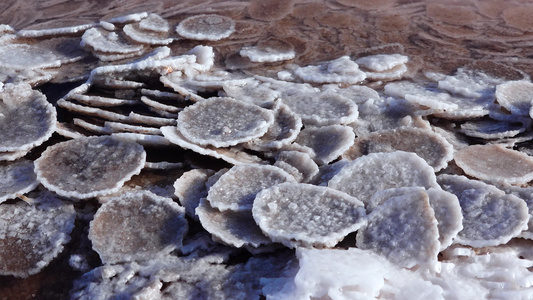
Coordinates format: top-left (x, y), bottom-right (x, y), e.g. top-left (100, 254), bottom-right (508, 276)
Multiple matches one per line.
top-left (280, 90), bottom-right (358, 126)
top-left (89, 191), bottom-right (188, 264)
top-left (221, 78), bottom-right (281, 108)
top-left (457, 119), bottom-right (527, 139)
top-left (454, 144), bottom-right (533, 184)
top-left (244, 103), bottom-right (302, 151)
top-left (207, 164), bottom-right (294, 211)
top-left (175, 14), bottom-right (236, 41)
top-left (274, 151), bottom-right (319, 183)
top-left (437, 174), bottom-right (529, 247)
top-left (239, 38), bottom-right (296, 63)
top-left (81, 28), bottom-right (145, 54)
top-left (177, 97), bottom-right (274, 148)
top-left (138, 13), bottom-right (169, 33)
top-left (174, 169), bottom-right (215, 222)
top-left (356, 187), bottom-right (440, 269)
top-left (495, 80), bottom-right (533, 116)
top-left (161, 126), bottom-right (263, 165)
top-left (0, 44), bottom-right (62, 70)
top-left (343, 127), bottom-right (454, 171)
top-left (290, 125), bottom-right (355, 165)
top-left (196, 198), bottom-right (272, 248)
top-left (0, 192), bottom-right (75, 278)
top-left (293, 56), bottom-right (367, 84)
top-left (355, 54), bottom-right (409, 72)
top-left (34, 136), bottom-right (146, 199)
top-left (269, 248), bottom-right (443, 300)
top-left (328, 151), bottom-right (439, 205)
top-left (252, 182), bottom-right (366, 248)
top-left (0, 83), bottom-right (57, 152)
top-left (122, 23), bottom-right (174, 45)
top-left (0, 159), bottom-right (39, 204)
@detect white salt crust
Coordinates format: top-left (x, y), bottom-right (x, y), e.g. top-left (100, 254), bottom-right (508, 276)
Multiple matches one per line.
top-left (176, 14), bottom-right (236, 41)
top-left (35, 136), bottom-right (146, 199)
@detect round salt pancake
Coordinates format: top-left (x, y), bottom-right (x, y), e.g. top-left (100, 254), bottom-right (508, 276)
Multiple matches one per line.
top-left (0, 193), bottom-right (76, 278)
top-left (0, 83), bottom-right (57, 152)
top-left (291, 125), bottom-right (355, 165)
top-left (281, 90), bottom-right (358, 126)
top-left (177, 97), bottom-right (274, 148)
top-left (196, 198), bottom-right (272, 248)
top-left (384, 81), bottom-right (459, 112)
top-left (176, 14), bottom-right (236, 41)
top-left (343, 127), bottom-right (454, 171)
top-left (356, 188), bottom-right (440, 269)
top-left (244, 103), bottom-right (302, 151)
top-left (293, 56), bottom-right (367, 84)
top-left (274, 151), bottom-right (319, 183)
top-left (328, 151), bottom-right (439, 206)
top-left (252, 182), bottom-right (366, 248)
top-left (81, 28), bottom-right (145, 54)
top-left (89, 191), bottom-right (188, 264)
top-left (207, 164), bottom-right (295, 211)
top-left (139, 13), bottom-right (170, 33)
top-left (222, 79), bottom-right (281, 108)
top-left (454, 144), bottom-right (533, 185)
top-left (174, 169), bottom-right (215, 221)
top-left (239, 38), bottom-right (296, 63)
top-left (123, 23), bottom-right (174, 45)
top-left (0, 44), bottom-right (62, 70)
top-left (0, 159), bottom-right (38, 204)
top-left (495, 81), bottom-right (533, 116)
top-left (35, 136), bottom-right (146, 199)
top-left (355, 54), bottom-right (409, 72)
top-left (438, 174), bottom-right (529, 248)
top-left (457, 118), bottom-right (528, 139)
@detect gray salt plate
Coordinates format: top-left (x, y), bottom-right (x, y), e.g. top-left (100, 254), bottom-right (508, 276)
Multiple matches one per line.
top-left (328, 151), bottom-right (439, 205)
top-left (0, 159), bottom-right (39, 204)
top-left (438, 174), bottom-right (529, 247)
top-left (176, 97), bottom-right (274, 148)
top-left (252, 182), bottom-right (366, 248)
top-left (35, 136), bottom-right (146, 199)
top-left (273, 151), bottom-right (319, 183)
top-left (89, 191), bottom-right (188, 264)
top-left (175, 14), bottom-right (236, 41)
top-left (174, 169), bottom-right (215, 222)
top-left (290, 125), bottom-right (355, 165)
top-left (207, 164), bottom-right (295, 211)
top-left (0, 192), bottom-right (76, 277)
top-left (454, 144), bottom-right (533, 185)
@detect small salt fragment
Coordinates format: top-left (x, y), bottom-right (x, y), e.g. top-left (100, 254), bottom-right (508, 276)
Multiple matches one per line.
top-left (438, 174), bottom-right (529, 247)
top-left (293, 56), bottom-right (366, 84)
top-left (207, 164), bottom-right (294, 211)
top-left (99, 21), bottom-right (115, 31)
top-left (177, 97), bottom-right (274, 148)
top-left (176, 14), bottom-right (236, 41)
top-left (454, 144), bottom-right (533, 185)
top-left (0, 160), bottom-right (39, 204)
top-left (290, 125), bottom-right (355, 165)
top-left (35, 136), bottom-right (146, 199)
top-left (357, 187), bottom-right (440, 269)
top-left (495, 80), bottom-right (533, 116)
top-left (280, 90), bottom-right (358, 126)
top-left (355, 54), bottom-right (409, 72)
top-left (196, 198), bottom-right (272, 248)
top-left (0, 192), bottom-right (76, 278)
top-left (174, 169), bottom-right (215, 221)
top-left (328, 151), bottom-right (439, 205)
top-left (89, 191), bottom-right (188, 264)
top-left (0, 83), bottom-right (57, 152)
top-left (343, 127), bottom-right (454, 171)
top-left (274, 151), bottom-right (319, 183)
top-left (252, 182), bottom-right (366, 248)
top-left (239, 38), bottom-right (295, 63)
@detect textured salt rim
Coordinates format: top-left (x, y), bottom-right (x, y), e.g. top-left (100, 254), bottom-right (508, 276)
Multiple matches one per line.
top-left (123, 24), bottom-right (174, 45)
top-left (34, 137), bottom-right (147, 199)
top-left (175, 14), bottom-right (236, 41)
top-left (17, 23), bottom-right (97, 38)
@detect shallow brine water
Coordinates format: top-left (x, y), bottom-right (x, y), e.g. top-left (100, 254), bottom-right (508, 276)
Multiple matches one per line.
top-left (1, 0), bottom-right (533, 299)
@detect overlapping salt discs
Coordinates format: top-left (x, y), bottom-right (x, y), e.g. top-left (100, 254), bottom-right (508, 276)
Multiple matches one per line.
top-left (355, 53), bottom-right (409, 80)
top-left (176, 14), bottom-right (236, 41)
top-left (273, 151), bottom-right (319, 183)
top-left (206, 164), bottom-right (295, 211)
top-left (252, 182), bottom-right (366, 248)
top-left (343, 127), bottom-right (454, 171)
top-left (293, 56), bottom-right (367, 84)
top-left (176, 97), bottom-right (274, 148)
top-left (454, 144), bottom-right (533, 184)
top-left (0, 159), bottom-right (39, 204)
top-left (88, 191), bottom-right (188, 264)
top-left (35, 136), bottom-right (146, 199)
top-left (123, 13), bottom-right (174, 45)
top-left (328, 151), bottom-right (439, 205)
top-left (291, 125), bottom-right (355, 165)
top-left (495, 80), bottom-right (533, 117)
top-left (356, 187), bottom-right (440, 269)
top-left (0, 83), bottom-right (56, 154)
top-left (438, 174), bottom-right (529, 247)
top-left (0, 192), bottom-right (75, 277)
top-left (174, 169), bottom-right (215, 221)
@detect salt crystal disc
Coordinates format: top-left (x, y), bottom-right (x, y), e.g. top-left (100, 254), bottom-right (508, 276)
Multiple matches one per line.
top-left (176, 14), bottom-right (236, 41)
top-left (177, 97), bottom-right (274, 148)
top-left (252, 182), bottom-right (366, 248)
top-left (328, 151), bottom-right (439, 205)
top-left (495, 80), bottom-right (533, 116)
top-left (81, 28), bottom-right (145, 54)
top-left (35, 136), bottom-right (146, 199)
top-left (139, 13), bottom-right (170, 33)
top-left (438, 174), bottom-right (529, 247)
top-left (291, 125), bottom-right (355, 165)
top-left (0, 159), bottom-right (38, 204)
top-left (89, 191), bottom-right (188, 264)
top-left (174, 169), bottom-right (215, 221)
top-left (274, 151), bottom-right (319, 183)
top-left (454, 144), bottom-right (533, 184)
top-left (207, 164), bottom-right (295, 211)
top-left (293, 56), bottom-right (366, 84)
top-left (355, 54), bottom-right (409, 72)
top-left (0, 44), bottom-right (61, 70)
